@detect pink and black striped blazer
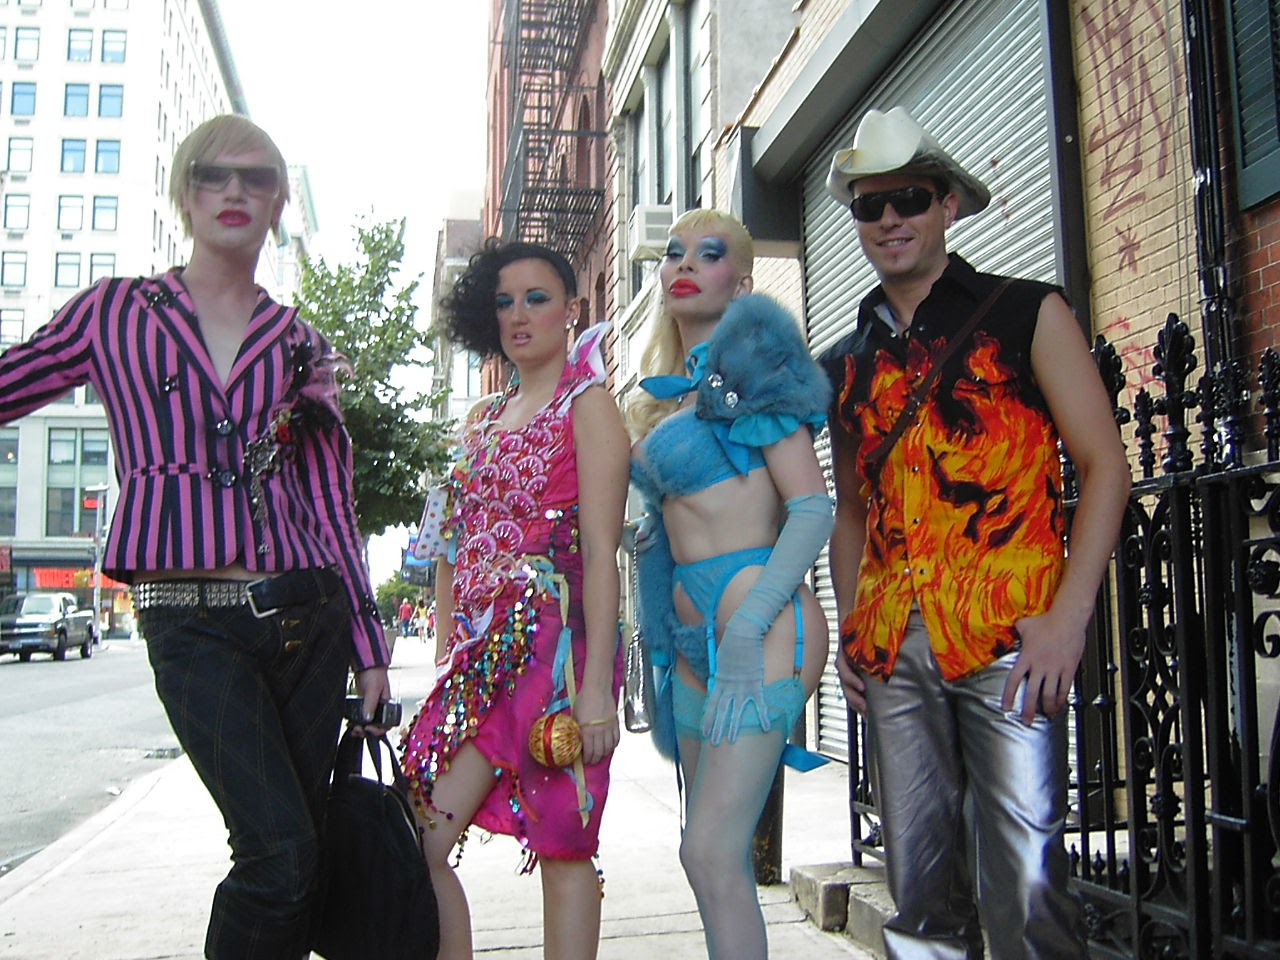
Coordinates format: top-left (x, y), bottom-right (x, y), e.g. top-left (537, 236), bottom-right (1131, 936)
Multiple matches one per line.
top-left (0, 268), bottom-right (389, 669)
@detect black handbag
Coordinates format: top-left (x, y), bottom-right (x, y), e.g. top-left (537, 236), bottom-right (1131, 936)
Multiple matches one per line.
top-left (311, 728), bottom-right (439, 960)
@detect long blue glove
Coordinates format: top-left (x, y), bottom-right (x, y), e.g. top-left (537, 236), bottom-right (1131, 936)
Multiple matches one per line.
top-left (703, 493), bottom-right (834, 744)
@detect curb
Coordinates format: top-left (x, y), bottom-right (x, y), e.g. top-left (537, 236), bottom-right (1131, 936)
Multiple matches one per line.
top-left (0, 758), bottom-right (174, 909)
top-left (792, 862), bottom-right (893, 957)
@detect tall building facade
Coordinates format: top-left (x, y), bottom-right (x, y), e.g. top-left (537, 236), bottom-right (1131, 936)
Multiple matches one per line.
top-left (482, 0), bottom-right (613, 395)
top-left (428, 216), bottom-right (484, 430)
top-left (0, 0), bottom-right (252, 626)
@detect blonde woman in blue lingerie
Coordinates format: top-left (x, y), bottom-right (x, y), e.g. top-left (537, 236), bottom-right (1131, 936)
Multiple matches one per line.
top-left (629, 209), bottom-right (833, 960)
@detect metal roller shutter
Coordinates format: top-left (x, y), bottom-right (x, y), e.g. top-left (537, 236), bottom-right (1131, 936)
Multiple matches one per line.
top-left (804, 0), bottom-right (1057, 760)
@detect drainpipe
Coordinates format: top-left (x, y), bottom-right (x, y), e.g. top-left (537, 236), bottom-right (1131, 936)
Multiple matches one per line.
top-left (1182, 0), bottom-right (1235, 371)
top-left (1042, 0), bottom-right (1092, 330)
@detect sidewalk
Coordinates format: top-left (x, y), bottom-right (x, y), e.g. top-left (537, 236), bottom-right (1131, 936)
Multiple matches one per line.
top-left (0, 636), bottom-right (880, 959)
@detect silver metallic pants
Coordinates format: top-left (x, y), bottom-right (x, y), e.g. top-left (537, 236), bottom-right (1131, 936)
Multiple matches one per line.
top-left (861, 609), bottom-right (1087, 960)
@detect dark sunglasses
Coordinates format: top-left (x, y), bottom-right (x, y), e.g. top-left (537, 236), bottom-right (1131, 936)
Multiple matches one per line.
top-left (189, 162), bottom-right (282, 198)
top-left (849, 186), bottom-right (944, 222)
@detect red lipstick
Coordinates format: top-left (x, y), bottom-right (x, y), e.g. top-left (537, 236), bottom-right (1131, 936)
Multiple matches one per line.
top-left (217, 210), bottom-right (250, 226)
top-left (669, 279), bottom-right (701, 297)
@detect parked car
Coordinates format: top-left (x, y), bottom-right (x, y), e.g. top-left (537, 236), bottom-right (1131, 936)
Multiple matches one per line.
top-left (0, 592), bottom-right (99, 661)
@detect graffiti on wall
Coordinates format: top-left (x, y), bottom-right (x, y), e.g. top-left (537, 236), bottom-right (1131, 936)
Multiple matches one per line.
top-left (1079, 0), bottom-right (1185, 402)
top-left (1106, 314), bottom-right (1160, 404)
top-left (1079, 0), bottom-right (1182, 272)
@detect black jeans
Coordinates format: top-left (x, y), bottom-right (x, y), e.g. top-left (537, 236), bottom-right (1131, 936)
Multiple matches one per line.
top-left (139, 591), bottom-right (350, 960)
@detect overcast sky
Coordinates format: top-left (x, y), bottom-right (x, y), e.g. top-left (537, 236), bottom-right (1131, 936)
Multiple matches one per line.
top-left (216, 1), bottom-right (489, 278)
top-left (215, 1), bottom-right (491, 584)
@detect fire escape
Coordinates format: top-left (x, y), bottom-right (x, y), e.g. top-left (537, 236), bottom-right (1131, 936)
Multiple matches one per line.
top-left (499, 0), bottom-right (604, 264)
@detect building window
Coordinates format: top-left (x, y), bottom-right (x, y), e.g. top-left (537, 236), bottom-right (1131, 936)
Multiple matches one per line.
top-left (104, 0), bottom-right (127, 8)
top-left (89, 253), bottom-right (114, 282)
top-left (1, 252), bottom-right (28, 288)
top-left (47, 432), bottom-right (74, 466)
top-left (0, 427), bottom-right (17, 538)
top-left (70, 0), bottom-right (94, 9)
top-left (91, 195), bottom-right (117, 230)
top-left (46, 427), bottom-right (109, 537)
top-left (98, 83), bottom-right (122, 117)
top-left (0, 28), bottom-right (6, 60)
top-left (0, 309), bottom-right (23, 345)
top-left (94, 139), bottom-right (120, 174)
top-left (14, 26), bottom-right (39, 62)
top-left (1226, 0), bottom-right (1280, 206)
top-left (55, 252), bottom-right (81, 288)
top-left (101, 29), bottom-right (125, 62)
top-left (61, 138), bottom-right (87, 172)
top-left (3, 194), bottom-right (30, 230)
top-left (630, 102), bottom-right (648, 206)
top-left (46, 487), bottom-right (78, 536)
top-left (57, 195), bottom-right (84, 230)
top-left (11, 82), bottom-right (36, 117)
top-left (655, 47), bottom-right (676, 205)
top-left (0, 486), bottom-right (15, 538)
top-left (67, 28), bottom-right (91, 62)
top-left (17, 0), bottom-right (43, 7)
top-left (64, 82), bottom-right (90, 117)
top-left (684, 0), bottom-right (709, 208)
top-left (7, 137), bottom-right (32, 172)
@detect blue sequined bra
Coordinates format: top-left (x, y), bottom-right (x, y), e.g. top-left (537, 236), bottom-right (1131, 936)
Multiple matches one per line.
top-left (632, 406), bottom-right (766, 503)
top-left (630, 294), bottom-right (831, 505)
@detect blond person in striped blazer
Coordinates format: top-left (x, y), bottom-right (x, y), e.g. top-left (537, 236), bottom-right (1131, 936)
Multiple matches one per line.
top-left (0, 115), bottom-right (390, 959)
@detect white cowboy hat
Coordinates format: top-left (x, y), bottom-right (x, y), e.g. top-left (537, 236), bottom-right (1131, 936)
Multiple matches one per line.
top-left (826, 106), bottom-right (991, 219)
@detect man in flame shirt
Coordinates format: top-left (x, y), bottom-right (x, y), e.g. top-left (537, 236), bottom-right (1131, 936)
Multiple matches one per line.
top-left (821, 107), bottom-right (1131, 960)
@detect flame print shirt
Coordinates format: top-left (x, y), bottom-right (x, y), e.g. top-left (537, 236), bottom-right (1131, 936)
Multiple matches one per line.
top-left (821, 256), bottom-right (1067, 681)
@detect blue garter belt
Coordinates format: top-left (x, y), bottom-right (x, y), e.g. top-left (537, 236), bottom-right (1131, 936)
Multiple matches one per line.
top-left (668, 546), bottom-right (827, 771)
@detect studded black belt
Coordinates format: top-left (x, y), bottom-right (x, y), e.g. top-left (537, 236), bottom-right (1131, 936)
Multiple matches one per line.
top-left (132, 567), bottom-right (342, 618)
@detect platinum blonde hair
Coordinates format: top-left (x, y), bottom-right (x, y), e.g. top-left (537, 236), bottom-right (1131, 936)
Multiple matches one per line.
top-left (627, 209), bottom-right (754, 439)
top-left (169, 114), bottom-right (289, 236)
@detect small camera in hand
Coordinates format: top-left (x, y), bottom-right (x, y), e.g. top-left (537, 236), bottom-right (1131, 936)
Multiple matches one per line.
top-left (344, 696), bottom-right (402, 728)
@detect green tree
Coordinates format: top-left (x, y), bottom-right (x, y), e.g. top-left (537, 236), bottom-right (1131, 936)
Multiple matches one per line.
top-left (296, 219), bottom-right (453, 536)
top-left (375, 575), bottom-right (414, 627)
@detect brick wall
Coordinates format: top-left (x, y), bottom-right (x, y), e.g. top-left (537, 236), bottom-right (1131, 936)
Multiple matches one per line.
top-left (753, 257), bottom-right (804, 319)
top-left (1070, 0), bottom-right (1200, 410)
top-left (1234, 203), bottom-right (1280, 371)
top-left (737, 0), bottom-right (853, 131)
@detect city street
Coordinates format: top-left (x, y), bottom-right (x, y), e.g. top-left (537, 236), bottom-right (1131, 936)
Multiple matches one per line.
top-left (0, 638), bottom-right (178, 876)
top-left (0, 627), bottom-right (440, 879)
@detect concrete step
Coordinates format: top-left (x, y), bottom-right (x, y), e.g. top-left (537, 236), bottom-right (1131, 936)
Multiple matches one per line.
top-left (791, 861), bottom-right (895, 958)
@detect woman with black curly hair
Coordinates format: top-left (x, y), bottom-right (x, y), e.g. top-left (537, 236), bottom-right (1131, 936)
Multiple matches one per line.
top-left (402, 240), bottom-right (628, 960)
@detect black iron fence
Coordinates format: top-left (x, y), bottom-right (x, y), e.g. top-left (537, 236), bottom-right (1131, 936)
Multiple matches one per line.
top-left (847, 314), bottom-right (1280, 959)
top-left (1068, 316), bottom-right (1279, 959)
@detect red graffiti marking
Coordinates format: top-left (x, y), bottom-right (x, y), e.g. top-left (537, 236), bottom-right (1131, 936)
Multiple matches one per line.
top-left (1116, 227), bottom-right (1141, 273)
top-left (1080, 0), bottom-right (1181, 264)
top-left (1103, 314), bottom-right (1159, 412)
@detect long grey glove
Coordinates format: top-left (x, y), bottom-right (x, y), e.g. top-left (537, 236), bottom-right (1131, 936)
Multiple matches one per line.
top-left (703, 493), bottom-right (835, 744)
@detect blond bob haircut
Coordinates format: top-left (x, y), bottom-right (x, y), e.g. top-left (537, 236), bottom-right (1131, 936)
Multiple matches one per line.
top-left (169, 114), bottom-right (289, 235)
top-left (627, 209), bottom-right (754, 440)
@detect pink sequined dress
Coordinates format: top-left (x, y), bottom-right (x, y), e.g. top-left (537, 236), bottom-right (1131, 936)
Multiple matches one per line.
top-left (402, 323), bottom-right (623, 861)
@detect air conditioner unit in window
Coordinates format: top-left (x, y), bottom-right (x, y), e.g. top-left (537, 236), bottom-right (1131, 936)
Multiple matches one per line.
top-left (628, 204), bottom-right (673, 262)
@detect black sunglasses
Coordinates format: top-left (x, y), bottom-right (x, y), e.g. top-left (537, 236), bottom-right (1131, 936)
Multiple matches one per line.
top-left (189, 162), bottom-right (282, 199)
top-left (849, 186), bottom-right (945, 222)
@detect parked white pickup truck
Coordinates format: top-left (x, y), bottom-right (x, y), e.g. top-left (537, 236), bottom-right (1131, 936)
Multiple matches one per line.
top-left (0, 592), bottom-right (99, 662)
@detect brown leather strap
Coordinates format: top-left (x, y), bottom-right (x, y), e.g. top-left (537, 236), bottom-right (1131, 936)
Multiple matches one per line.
top-left (863, 279), bottom-right (1014, 476)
